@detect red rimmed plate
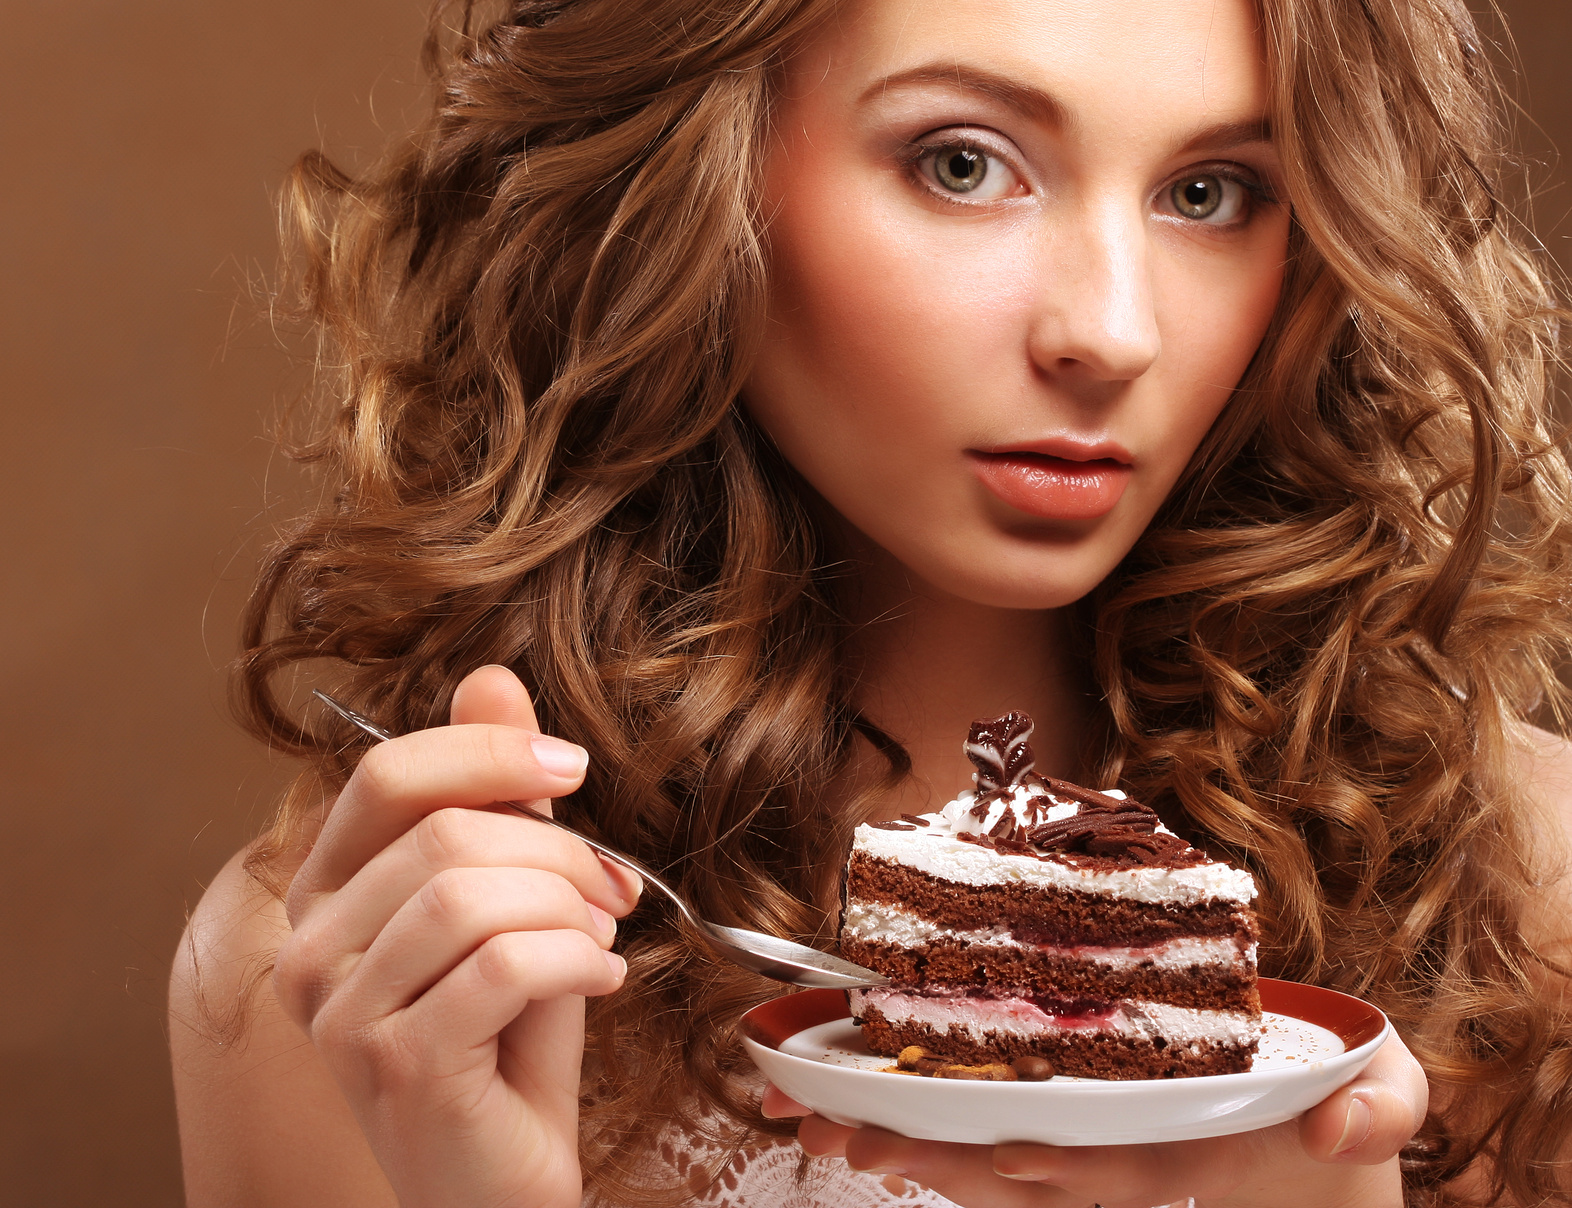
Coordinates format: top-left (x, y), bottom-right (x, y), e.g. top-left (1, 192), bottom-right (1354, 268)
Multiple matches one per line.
top-left (740, 978), bottom-right (1388, 1147)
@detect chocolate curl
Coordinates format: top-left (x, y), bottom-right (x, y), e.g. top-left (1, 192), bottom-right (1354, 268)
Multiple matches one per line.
top-left (965, 711), bottom-right (1036, 793)
top-left (1027, 794), bottom-right (1189, 866)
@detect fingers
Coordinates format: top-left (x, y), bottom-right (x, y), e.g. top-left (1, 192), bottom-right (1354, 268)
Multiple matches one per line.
top-left (761, 1084), bottom-right (811, 1119)
top-left (799, 1121), bottom-right (1088, 1208)
top-left (1299, 1032), bottom-right (1429, 1164)
top-left (335, 865), bottom-right (618, 1019)
top-left (315, 928), bottom-right (626, 1094)
top-left (993, 1135), bottom-right (1238, 1206)
top-left (288, 723), bottom-right (590, 911)
top-left (398, 929), bottom-right (626, 1069)
top-left (306, 806), bottom-right (632, 964)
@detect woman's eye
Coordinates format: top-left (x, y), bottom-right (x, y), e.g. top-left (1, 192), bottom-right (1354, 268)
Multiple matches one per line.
top-left (917, 142), bottom-right (1021, 202)
top-left (1167, 173), bottom-right (1250, 224)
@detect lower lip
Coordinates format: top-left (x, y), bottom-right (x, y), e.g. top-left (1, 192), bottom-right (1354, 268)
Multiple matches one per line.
top-left (970, 453), bottom-right (1132, 521)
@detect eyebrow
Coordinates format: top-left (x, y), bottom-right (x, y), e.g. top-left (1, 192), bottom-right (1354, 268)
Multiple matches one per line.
top-left (859, 63), bottom-right (1274, 152)
top-left (1178, 118), bottom-right (1274, 153)
top-left (859, 64), bottom-right (1069, 129)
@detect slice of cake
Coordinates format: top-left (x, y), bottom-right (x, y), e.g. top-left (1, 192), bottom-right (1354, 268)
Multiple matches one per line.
top-left (840, 712), bottom-right (1261, 1080)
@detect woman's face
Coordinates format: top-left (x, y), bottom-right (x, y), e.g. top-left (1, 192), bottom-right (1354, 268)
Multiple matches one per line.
top-left (745, 0), bottom-right (1289, 610)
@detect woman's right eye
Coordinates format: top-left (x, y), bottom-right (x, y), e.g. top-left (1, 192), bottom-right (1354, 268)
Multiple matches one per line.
top-left (914, 140), bottom-right (1023, 202)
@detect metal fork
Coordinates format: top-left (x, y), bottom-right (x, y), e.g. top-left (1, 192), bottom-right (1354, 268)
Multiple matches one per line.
top-left (312, 690), bottom-right (889, 990)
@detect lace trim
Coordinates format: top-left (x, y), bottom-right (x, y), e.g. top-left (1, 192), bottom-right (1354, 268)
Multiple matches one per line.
top-left (595, 1124), bottom-right (1196, 1208)
top-left (640, 1130), bottom-right (959, 1208)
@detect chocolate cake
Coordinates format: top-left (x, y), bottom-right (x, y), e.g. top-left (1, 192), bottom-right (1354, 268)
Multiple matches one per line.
top-left (840, 712), bottom-right (1261, 1080)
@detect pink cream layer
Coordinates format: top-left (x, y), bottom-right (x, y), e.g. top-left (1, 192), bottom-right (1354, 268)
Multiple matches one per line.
top-left (856, 987), bottom-right (1119, 1036)
top-left (849, 988), bottom-right (1261, 1047)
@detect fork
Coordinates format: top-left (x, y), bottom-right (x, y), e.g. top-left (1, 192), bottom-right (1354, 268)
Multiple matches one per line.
top-left (312, 690), bottom-right (889, 990)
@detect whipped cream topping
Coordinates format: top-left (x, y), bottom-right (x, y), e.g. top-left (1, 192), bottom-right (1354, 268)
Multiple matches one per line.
top-left (854, 819), bottom-right (1256, 904)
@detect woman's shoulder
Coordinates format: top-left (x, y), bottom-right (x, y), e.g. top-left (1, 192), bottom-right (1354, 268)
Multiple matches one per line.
top-left (1509, 725), bottom-right (1572, 983)
top-left (175, 843), bottom-right (291, 991)
top-left (1511, 723), bottom-right (1572, 846)
top-left (169, 843), bottom-right (394, 1206)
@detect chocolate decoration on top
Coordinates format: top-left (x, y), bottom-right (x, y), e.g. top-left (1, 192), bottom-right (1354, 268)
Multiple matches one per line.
top-left (953, 711), bottom-right (1201, 867)
top-left (1041, 776), bottom-right (1132, 813)
top-left (965, 711), bottom-right (1036, 794)
top-left (1027, 791), bottom-right (1191, 867)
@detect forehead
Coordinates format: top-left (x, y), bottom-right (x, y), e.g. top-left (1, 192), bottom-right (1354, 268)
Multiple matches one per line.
top-left (788, 0), bottom-right (1269, 137)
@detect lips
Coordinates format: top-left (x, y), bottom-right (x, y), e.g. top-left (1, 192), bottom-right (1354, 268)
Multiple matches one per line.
top-left (969, 448), bottom-right (1133, 521)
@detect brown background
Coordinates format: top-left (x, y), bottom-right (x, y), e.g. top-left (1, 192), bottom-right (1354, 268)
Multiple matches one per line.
top-left (0, 3), bottom-right (1567, 1205)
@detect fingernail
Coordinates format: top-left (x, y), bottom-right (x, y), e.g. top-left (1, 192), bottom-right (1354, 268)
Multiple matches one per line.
top-left (1335, 1094), bottom-right (1373, 1156)
top-left (603, 951), bottom-right (627, 978)
top-left (587, 903), bottom-right (616, 938)
top-left (849, 1162), bottom-right (906, 1175)
top-left (531, 736), bottom-right (587, 778)
top-left (993, 1144), bottom-right (1060, 1181)
top-left (602, 856), bottom-right (643, 903)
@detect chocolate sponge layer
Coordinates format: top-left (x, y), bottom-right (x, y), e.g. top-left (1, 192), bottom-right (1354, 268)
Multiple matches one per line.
top-left (856, 1003), bottom-right (1255, 1080)
top-left (839, 935), bottom-right (1259, 1012)
top-left (846, 852), bottom-right (1256, 948)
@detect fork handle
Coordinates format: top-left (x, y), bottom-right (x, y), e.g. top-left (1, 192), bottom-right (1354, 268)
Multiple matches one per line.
top-left (498, 800), bottom-right (697, 928)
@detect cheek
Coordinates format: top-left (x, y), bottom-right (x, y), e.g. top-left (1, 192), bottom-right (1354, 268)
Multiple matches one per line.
top-left (1159, 230), bottom-right (1288, 439)
top-left (749, 177), bottom-right (1023, 454)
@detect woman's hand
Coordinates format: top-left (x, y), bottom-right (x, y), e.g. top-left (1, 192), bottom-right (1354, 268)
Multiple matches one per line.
top-left (270, 665), bottom-right (642, 1208)
top-left (765, 1032), bottom-right (1426, 1208)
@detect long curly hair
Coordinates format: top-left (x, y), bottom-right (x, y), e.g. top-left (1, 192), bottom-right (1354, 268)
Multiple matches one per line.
top-left (235, 0), bottom-right (1572, 1203)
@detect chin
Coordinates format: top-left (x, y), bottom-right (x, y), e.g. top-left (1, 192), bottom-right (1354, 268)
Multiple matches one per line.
top-left (899, 548), bottom-right (1118, 612)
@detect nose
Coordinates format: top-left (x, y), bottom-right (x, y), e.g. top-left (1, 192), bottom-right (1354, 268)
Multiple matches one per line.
top-left (1026, 200), bottom-right (1161, 384)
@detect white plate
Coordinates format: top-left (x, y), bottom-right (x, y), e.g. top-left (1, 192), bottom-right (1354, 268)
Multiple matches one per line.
top-left (740, 979), bottom-right (1389, 1146)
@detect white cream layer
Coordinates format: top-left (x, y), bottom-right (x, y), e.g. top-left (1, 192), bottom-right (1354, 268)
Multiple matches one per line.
top-left (840, 900), bottom-right (1255, 971)
top-left (855, 786), bottom-right (1255, 906)
top-left (850, 987), bottom-right (1262, 1049)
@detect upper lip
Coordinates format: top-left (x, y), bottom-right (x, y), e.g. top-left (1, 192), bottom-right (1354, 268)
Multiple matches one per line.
top-left (970, 438), bottom-right (1134, 465)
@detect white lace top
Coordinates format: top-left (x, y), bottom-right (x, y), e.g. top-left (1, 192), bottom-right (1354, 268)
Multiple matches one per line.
top-left (613, 1124), bottom-right (1194, 1208)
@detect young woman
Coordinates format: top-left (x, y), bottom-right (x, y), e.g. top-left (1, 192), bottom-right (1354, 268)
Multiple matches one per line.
top-left (169, 0), bottom-right (1572, 1205)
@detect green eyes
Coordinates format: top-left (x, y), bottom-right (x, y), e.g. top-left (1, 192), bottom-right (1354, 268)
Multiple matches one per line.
top-left (1168, 174), bottom-right (1249, 224)
top-left (915, 137), bottom-right (1262, 226)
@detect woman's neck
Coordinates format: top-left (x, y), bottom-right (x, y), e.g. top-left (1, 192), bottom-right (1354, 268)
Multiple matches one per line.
top-left (843, 548), bottom-right (1095, 822)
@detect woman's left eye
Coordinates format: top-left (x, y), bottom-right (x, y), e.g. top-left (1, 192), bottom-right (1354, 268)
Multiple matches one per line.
top-left (1165, 173), bottom-right (1253, 224)
top-left (915, 141), bottom-right (1022, 202)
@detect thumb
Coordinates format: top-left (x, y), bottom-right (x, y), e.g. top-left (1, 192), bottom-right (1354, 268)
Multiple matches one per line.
top-left (1300, 1031), bottom-right (1428, 1164)
top-left (451, 664), bottom-right (541, 731)
top-left (449, 665), bottom-right (566, 821)
top-left (447, 665), bottom-right (640, 903)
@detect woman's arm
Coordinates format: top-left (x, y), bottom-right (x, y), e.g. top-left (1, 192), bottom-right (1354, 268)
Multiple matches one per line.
top-left (1439, 725), bottom-right (1572, 1205)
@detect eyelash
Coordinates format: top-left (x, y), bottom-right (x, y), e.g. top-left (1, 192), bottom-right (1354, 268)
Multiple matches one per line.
top-left (899, 134), bottom-right (1278, 225)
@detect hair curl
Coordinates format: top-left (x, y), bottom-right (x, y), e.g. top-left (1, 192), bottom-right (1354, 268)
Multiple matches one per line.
top-left (235, 0), bottom-right (1572, 1203)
